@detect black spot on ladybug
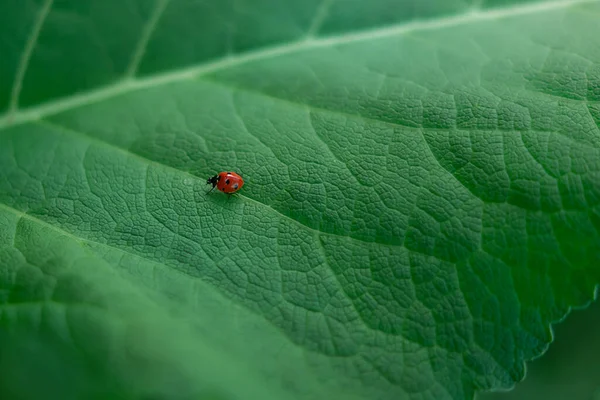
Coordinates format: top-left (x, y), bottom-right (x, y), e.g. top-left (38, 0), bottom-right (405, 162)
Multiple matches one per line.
top-left (232, 183), bottom-right (238, 189)
top-left (225, 179), bottom-right (230, 185)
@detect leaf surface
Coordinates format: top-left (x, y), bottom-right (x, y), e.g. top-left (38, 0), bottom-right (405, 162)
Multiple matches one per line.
top-left (1, 1), bottom-right (600, 399)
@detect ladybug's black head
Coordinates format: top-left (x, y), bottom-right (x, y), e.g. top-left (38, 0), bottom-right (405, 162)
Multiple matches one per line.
top-left (207, 175), bottom-right (219, 187)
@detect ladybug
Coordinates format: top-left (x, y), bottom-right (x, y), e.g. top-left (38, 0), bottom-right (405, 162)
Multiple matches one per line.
top-left (207, 171), bottom-right (244, 195)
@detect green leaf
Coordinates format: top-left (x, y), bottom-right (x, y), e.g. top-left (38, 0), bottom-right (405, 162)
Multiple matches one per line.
top-left (1, 0), bottom-right (600, 399)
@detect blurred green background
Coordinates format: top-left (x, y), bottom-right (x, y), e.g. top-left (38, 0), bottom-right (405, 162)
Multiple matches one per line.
top-left (479, 297), bottom-right (600, 400)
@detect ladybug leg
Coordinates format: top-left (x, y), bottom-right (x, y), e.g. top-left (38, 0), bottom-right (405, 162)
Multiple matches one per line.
top-left (206, 185), bottom-right (217, 195)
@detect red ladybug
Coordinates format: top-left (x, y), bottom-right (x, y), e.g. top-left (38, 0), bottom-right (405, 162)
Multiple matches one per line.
top-left (207, 171), bottom-right (244, 195)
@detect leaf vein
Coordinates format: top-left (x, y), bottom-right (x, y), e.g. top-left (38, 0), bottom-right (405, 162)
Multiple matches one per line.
top-left (2, 0), bottom-right (598, 128)
top-left (35, 118), bottom-right (410, 250)
top-left (125, 0), bottom-right (171, 78)
top-left (7, 0), bottom-right (54, 121)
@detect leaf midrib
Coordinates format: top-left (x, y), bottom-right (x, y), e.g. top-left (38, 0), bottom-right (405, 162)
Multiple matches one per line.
top-left (0, 0), bottom-right (596, 129)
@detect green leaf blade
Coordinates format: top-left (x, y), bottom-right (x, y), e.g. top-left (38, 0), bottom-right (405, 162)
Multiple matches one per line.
top-left (1, 1), bottom-right (600, 399)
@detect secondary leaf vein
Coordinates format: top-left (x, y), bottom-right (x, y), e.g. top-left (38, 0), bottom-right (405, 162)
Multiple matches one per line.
top-left (7, 0), bottom-right (54, 120)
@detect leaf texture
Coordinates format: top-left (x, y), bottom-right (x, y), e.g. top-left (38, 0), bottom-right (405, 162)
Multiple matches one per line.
top-left (1, 1), bottom-right (600, 399)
